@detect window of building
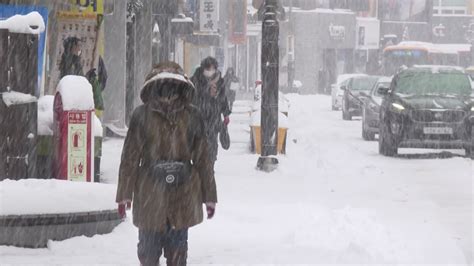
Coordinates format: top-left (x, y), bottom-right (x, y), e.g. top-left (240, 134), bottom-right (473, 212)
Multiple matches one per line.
top-left (434, 0), bottom-right (467, 15)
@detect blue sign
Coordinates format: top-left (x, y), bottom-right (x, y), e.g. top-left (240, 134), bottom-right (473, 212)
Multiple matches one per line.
top-left (0, 4), bottom-right (49, 96)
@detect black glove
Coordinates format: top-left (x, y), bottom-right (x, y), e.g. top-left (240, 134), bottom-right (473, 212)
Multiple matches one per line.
top-left (85, 68), bottom-right (97, 81)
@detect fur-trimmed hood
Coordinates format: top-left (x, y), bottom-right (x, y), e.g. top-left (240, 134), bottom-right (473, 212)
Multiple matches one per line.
top-left (140, 63), bottom-right (195, 104)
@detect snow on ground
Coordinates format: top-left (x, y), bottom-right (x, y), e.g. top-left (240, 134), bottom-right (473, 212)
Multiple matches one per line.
top-left (0, 179), bottom-right (117, 215)
top-left (1, 95), bottom-right (472, 265)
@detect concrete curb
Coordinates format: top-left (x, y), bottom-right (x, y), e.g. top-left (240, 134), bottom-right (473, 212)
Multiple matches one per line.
top-left (0, 210), bottom-right (123, 248)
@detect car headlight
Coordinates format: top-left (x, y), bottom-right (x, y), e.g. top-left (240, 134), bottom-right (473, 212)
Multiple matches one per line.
top-left (471, 106), bottom-right (474, 111)
top-left (391, 103), bottom-right (405, 111)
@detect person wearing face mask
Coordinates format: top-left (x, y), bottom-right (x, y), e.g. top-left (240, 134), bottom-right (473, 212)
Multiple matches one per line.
top-left (116, 62), bottom-right (217, 266)
top-left (59, 36), bottom-right (84, 79)
top-left (191, 57), bottom-right (231, 169)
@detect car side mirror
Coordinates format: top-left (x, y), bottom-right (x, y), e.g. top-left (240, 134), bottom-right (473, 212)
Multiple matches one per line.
top-left (359, 91), bottom-right (368, 97)
top-left (377, 86), bottom-right (390, 96)
top-left (340, 85), bottom-right (347, 91)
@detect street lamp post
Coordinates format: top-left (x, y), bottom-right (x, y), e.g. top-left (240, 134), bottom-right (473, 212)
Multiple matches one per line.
top-left (257, 0), bottom-right (279, 172)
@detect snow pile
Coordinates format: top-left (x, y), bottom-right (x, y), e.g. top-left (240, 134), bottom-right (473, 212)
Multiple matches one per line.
top-left (37, 95), bottom-right (55, 136)
top-left (0, 179), bottom-right (117, 215)
top-left (293, 80), bottom-right (303, 89)
top-left (1, 91), bottom-right (37, 107)
top-left (250, 110), bottom-right (289, 128)
top-left (94, 115), bottom-right (103, 137)
top-left (252, 84), bottom-right (290, 113)
top-left (56, 76), bottom-right (94, 111)
top-left (294, 8), bottom-right (354, 14)
top-left (0, 11), bottom-right (45, 34)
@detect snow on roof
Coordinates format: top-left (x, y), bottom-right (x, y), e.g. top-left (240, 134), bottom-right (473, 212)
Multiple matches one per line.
top-left (378, 76), bottom-right (393, 83)
top-left (388, 42), bottom-right (471, 54)
top-left (431, 43), bottom-right (471, 53)
top-left (1, 91), bottom-right (37, 107)
top-left (336, 73), bottom-right (367, 85)
top-left (171, 17), bottom-right (193, 23)
top-left (0, 11), bottom-right (45, 34)
top-left (56, 75), bottom-right (95, 111)
top-left (356, 17), bottom-right (379, 22)
top-left (411, 65), bottom-right (465, 74)
top-left (293, 8), bottom-right (354, 14)
top-left (38, 95), bottom-right (55, 136)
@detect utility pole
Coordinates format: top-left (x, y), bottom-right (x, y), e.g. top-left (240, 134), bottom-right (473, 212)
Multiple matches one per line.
top-left (287, 0), bottom-right (295, 92)
top-left (257, 0), bottom-right (279, 172)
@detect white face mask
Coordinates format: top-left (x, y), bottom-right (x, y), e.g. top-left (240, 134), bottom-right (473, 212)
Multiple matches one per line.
top-left (204, 69), bottom-right (216, 78)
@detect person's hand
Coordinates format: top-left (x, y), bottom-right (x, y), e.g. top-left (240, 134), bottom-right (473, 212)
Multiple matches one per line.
top-left (118, 200), bottom-right (131, 218)
top-left (223, 116), bottom-right (230, 126)
top-left (206, 202), bottom-right (216, 219)
top-left (85, 68), bottom-right (97, 80)
top-left (210, 84), bottom-right (218, 97)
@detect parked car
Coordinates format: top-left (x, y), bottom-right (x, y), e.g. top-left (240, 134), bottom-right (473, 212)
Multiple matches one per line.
top-left (341, 75), bottom-right (380, 120)
top-left (361, 77), bottom-right (393, 140)
top-left (331, 74), bottom-right (366, 111)
top-left (378, 65), bottom-right (474, 157)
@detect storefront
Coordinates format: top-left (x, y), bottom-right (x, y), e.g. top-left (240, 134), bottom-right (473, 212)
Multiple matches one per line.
top-left (355, 17), bottom-right (380, 74)
top-left (292, 9), bottom-right (356, 94)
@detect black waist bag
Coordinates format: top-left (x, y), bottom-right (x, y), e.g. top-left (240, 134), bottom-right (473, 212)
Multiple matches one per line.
top-left (151, 161), bottom-right (192, 187)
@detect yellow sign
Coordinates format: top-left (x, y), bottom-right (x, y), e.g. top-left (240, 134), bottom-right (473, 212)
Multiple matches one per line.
top-left (69, 0), bottom-right (104, 14)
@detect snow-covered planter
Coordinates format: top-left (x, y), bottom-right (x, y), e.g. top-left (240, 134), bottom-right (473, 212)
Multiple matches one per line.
top-left (0, 179), bottom-right (122, 248)
top-left (0, 11), bottom-right (45, 34)
top-left (249, 110), bottom-right (289, 155)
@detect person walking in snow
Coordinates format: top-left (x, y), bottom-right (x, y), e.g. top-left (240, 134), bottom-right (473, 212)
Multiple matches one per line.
top-left (116, 62), bottom-right (217, 266)
top-left (191, 57), bottom-right (231, 168)
top-left (223, 67), bottom-right (240, 112)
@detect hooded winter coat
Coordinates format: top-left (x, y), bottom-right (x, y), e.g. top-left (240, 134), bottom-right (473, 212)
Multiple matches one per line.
top-left (116, 63), bottom-right (217, 232)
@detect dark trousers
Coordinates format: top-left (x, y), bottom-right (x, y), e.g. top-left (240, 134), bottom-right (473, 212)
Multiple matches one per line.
top-left (138, 226), bottom-right (188, 266)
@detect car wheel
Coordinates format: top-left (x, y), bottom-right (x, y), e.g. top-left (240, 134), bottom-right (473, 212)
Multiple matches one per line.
top-left (465, 127), bottom-right (474, 159)
top-left (342, 98), bottom-right (352, 120)
top-left (342, 109), bottom-right (352, 120)
top-left (362, 124), bottom-right (375, 141)
top-left (379, 121), bottom-right (397, 156)
top-left (362, 110), bottom-right (375, 141)
top-left (332, 104), bottom-right (338, 111)
top-left (465, 147), bottom-right (473, 159)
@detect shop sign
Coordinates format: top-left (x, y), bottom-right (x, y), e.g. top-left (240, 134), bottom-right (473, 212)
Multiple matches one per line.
top-left (329, 23), bottom-right (345, 41)
top-left (200, 0), bottom-right (219, 33)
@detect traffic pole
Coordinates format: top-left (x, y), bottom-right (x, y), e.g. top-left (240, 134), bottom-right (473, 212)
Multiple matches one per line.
top-left (257, 0), bottom-right (279, 172)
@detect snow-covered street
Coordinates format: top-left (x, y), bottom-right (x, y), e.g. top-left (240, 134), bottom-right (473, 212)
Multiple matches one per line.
top-left (1, 94), bottom-right (472, 265)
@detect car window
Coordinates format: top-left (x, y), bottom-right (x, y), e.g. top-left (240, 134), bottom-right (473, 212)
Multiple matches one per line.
top-left (351, 77), bottom-right (379, 91)
top-left (373, 82), bottom-right (391, 97)
top-left (395, 72), bottom-right (472, 97)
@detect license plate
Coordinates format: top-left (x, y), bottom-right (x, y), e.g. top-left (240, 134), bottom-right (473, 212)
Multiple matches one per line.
top-left (423, 127), bottom-right (453, 135)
